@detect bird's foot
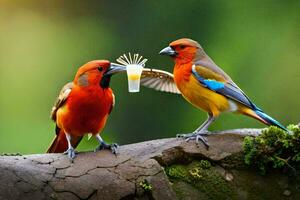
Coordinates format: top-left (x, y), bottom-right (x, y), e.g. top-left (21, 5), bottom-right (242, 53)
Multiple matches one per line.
top-left (94, 142), bottom-right (119, 155)
top-left (177, 131), bottom-right (209, 149)
top-left (63, 147), bottom-right (77, 161)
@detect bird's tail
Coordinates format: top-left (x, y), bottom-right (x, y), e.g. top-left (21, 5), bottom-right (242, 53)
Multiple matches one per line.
top-left (46, 127), bottom-right (82, 153)
top-left (240, 106), bottom-right (288, 131)
top-left (254, 109), bottom-right (288, 131)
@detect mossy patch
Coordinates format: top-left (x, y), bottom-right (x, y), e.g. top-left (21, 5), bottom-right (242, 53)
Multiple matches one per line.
top-left (243, 125), bottom-right (300, 175)
top-left (219, 152), bottom-right (245, 169)
top-left (139, 179), bottom-right (152, 192)
top-left (165, 160), bottom-right (235, 200)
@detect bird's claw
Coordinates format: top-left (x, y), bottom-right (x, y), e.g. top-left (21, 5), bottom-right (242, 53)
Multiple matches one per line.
top-left (110, 143), bottom-right (119, 155)
top-left (177, 131), bottom-right (210, 149)
top-left (195, 134), bottom-right (209, 149)
top-left (95, 143), bottom-right (119, 155)
top-left (63, 147), bottom-right (77, 161)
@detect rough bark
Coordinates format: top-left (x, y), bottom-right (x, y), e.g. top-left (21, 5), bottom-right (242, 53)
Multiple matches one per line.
top-left (0, 129), bottom-right (299, 200)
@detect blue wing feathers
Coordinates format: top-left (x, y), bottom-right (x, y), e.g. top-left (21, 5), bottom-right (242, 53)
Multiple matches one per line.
top-left (191, 67), bottom-right (254, 108)
top-left (216, 86), bottom-right (254, 108)
top-left (192, 66), bottom-right (224, 90)
top-left (203, 79), bottom-right (224, 90)
top-left (191, 66), bottom-right (287, 132)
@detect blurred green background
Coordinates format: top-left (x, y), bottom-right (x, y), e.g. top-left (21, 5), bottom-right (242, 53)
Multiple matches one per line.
top-left (0, 0), bottom-right (299, 154)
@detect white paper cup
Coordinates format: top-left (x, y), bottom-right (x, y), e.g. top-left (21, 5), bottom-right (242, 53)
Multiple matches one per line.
top-left (126, 64), bottom-right (143, 92)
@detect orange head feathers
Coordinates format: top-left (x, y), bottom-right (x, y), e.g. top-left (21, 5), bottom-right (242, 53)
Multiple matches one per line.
top-left (74, 60), bottom-right (111, 87)
top-left (73, 60), bottom-right (126, 88)
top-left (160, 38), bottom-right (206, 64)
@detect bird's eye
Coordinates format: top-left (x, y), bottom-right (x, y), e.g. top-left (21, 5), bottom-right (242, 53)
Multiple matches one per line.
top-left (98, 66), bottom-right (103, 72)
top-left (179, 45), bottom-right (186, 49)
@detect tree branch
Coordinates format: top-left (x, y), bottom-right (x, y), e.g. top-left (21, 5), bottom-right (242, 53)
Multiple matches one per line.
top-left (0, 128), bottom-right (299, 200)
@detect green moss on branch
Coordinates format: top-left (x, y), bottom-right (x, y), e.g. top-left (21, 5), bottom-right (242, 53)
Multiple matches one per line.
top-left (243, 125), bottom-right (300, 174)
top-left (165, 160), bottom-right (235, 199)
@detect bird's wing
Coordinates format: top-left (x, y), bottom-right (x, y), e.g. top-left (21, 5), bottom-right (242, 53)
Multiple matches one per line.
top-left (194, 60), bottom-right (240, 88)
top-left (192, 64), bottom-right (256, 109)
top-left (140, 68), bottom-right (181, 94)
top-left (109, 92), bottom-right (115, 114)
top-left (50, 82), bottom-right (73, 121)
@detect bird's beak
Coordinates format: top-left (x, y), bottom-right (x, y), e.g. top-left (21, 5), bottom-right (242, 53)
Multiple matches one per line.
top-left (105, 63), bottom-right (127, 75)
top-left (159, 46), bottom-right (177, 57)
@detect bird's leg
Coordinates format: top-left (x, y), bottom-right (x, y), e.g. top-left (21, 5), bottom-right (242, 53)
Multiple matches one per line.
top-left (177, 114), bottom-right (216, 148)
top-left (94, 134), bottom-right (119, 155)
top-left (63, 133), bottom-right (76, 160)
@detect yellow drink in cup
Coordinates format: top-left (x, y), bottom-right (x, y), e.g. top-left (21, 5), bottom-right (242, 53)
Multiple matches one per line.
top-left (126, 64), bottom-right (143, 92)
top-left (116, 53), bottom-right (147, 93)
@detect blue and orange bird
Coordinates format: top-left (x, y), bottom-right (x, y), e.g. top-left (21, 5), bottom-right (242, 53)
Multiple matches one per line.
top-left (140, 38), bottom-right (287, 148)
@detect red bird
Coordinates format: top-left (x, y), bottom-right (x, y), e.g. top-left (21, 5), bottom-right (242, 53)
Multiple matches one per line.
top-left (47, 60), bottom-right (126, 160)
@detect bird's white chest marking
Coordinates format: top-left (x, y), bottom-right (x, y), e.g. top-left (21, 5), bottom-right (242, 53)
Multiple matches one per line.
top-left (228, 100), bottom-right (238, 112)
